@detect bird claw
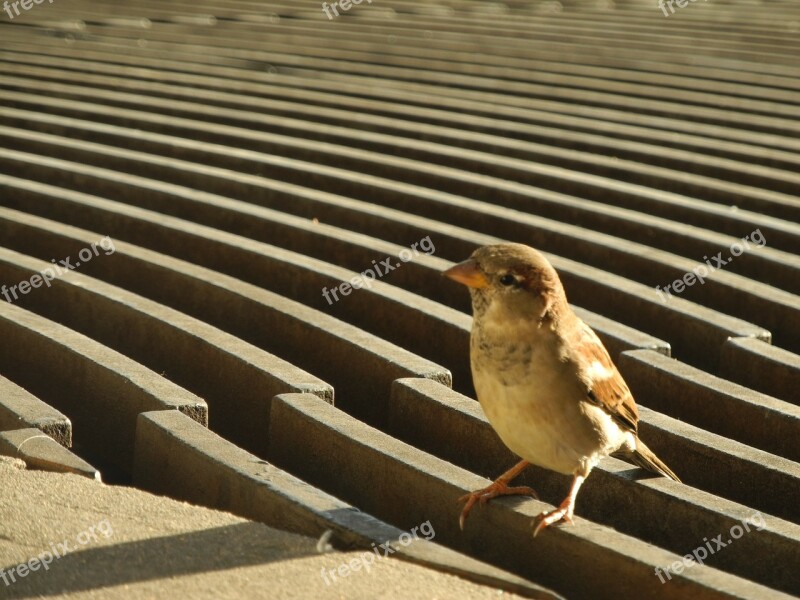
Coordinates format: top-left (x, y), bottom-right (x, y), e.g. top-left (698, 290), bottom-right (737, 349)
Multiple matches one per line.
top-left (531, 502), bottom-right (575, 537)
top-left (458, 483), bottom-right (539, 530)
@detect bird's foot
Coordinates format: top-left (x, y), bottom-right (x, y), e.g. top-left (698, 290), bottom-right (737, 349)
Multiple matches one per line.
top-left (458, 481), bottom-right (538, 530)
top-left (531, 497), bottom-right (575, 537)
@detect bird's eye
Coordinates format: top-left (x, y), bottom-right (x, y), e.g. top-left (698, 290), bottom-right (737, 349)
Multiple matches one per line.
top-left (499, 274), bottom-right (517, 287)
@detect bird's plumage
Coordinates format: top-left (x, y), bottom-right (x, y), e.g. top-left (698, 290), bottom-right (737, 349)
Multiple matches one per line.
top-left (445, 242), bottom-right (680, 535)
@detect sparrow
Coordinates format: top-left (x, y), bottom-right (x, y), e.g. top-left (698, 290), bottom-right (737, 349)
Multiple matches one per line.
top-left (444, 243), bottom-right (680, 536)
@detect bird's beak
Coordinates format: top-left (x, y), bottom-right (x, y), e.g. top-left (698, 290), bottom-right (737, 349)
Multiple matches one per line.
top-left (443, 259), bottom-right (489, 289)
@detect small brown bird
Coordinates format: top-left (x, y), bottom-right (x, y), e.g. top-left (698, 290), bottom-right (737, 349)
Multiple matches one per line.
top-left (444, 243), bottom-right (680, 536)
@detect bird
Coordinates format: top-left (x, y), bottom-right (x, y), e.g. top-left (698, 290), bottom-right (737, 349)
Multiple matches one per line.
top-left (443, 243), bottom-right (680, 537)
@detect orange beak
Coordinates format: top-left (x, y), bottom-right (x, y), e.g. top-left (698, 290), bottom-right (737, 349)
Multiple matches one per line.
top-left (443, 259), bottom-right (489, 289)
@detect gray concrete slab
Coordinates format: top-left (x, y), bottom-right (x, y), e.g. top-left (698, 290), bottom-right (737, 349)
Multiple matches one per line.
top-left (0, 246), bottom-right (333, 458)
top-left (0, 457), bottom-right (538, 600)
top-left (0, 153), bottom-right (672, 363)
top-left (0, 428), bottom-right (99, 480)
top-left (133, 410), bottom-right (557, 599)
top-left (2, 103), bottom-right (797, 299)
top-left (719, 337), bottom-right (800, 406)
top-left (0, 206), bottom-right (451, 427)
top-left (4, 48), bottom-right (800, 201)
top-left (385, 378), bottom-right (800, 595)
top-left (0, 300), bottom-right (207, 480)
top-left (2, 100), bottom-right (797, 297)
top-left (1, 1), bottom-right (798, 597)
top-left (4, 81), bottom-right (800, 271)
top-left (638, 406), bottom-right (800, 523)
top-left (269, 392), bottom-right (793, 599)
top-left (0, 170), bottom-right (764, 373)
top-left (619, 349), bottom-right (800, 462)
top-left (5, 33), bottom-right (800, 198)
top-left (0, 375), bottom-right (71, 447)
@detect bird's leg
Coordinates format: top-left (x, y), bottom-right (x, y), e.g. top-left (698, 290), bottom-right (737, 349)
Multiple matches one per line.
top-left (458, 460), bottom-right (538, 530)
top-left (532, 473), bottom-right (585, 537)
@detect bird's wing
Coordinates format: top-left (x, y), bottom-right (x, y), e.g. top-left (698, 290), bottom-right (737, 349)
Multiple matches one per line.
top-left (567, 318), bottom-right (640, 433)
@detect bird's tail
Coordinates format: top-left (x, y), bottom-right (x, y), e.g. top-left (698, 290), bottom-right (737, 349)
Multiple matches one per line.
top-left (625, 438), bottom-right (681, 483)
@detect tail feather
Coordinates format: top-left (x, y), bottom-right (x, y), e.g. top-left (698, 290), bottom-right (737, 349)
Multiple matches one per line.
top-left (625, 438), bottom-right (681, 483)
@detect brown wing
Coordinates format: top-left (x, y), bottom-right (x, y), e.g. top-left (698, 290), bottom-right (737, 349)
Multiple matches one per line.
top-left (567, 319), bottom-right (639, 433)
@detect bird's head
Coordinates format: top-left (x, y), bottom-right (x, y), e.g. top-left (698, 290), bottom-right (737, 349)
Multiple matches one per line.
top-left (443, 243), bottom-right (568, 324)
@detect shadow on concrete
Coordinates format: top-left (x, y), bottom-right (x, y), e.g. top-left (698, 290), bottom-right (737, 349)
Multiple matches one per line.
top-left (0, 521), bottom-right (318, 597)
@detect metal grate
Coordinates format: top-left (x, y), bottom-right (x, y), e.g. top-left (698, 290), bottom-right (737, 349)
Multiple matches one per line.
top-left (0, 1), bottom-right (798, 598)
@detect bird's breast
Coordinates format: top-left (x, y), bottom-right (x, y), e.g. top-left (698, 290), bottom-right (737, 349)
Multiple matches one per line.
top-left (470, 332), bottom-right (610, 475)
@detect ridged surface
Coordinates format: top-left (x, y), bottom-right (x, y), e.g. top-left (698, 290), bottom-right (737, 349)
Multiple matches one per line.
top-left (1, 1), bottom-right (798, 598)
